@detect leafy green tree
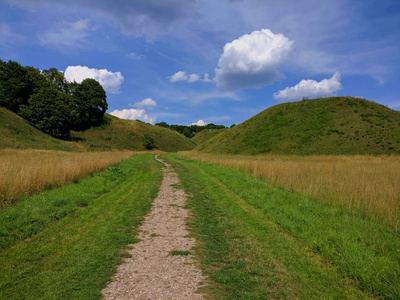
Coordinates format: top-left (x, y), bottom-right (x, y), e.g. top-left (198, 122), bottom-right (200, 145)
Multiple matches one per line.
top-left (42, 68), bottom-right (70, 93)
top-left (19, 87), bottom-right (73, 139)
top-left (155, 122), bottom-right (169, 128)
top-left (72, 78), bottom-right (108, 130)
top-left (0, 60), bottom-right (33, 113)
top-left (142, 134), bottom-right (156, 150)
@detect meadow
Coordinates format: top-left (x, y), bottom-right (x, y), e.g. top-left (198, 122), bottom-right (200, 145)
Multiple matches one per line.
top-left (0, 155), bottom-right (162, 299)
top-left (165, 154), bottom-right (400, 299)
top-left (180, 152), bottom-right (400, 228)
top-left (0, 149), bottom-right (134, 207)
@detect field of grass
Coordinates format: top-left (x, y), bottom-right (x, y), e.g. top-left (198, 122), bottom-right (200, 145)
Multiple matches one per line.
top-left (71, 114), bottom-right (196, 152)
top-left (191, 129), bottom-right (226, 145)
top-left (165, 154), bottom-right (400, 299)
top-left (182, 152), bottom-right (400, 228)
top-left (0, 154), bottom-right (162, 299)
top-left (196, 97), bottom-right (400, 155)
top-left (0, 107), bottom-right (77, 151)
top-left (0, 149), bottom-right (134, 207)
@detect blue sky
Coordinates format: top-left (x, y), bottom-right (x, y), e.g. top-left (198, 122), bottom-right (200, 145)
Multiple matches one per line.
top-left (1, 0), bottom-right (399, 126)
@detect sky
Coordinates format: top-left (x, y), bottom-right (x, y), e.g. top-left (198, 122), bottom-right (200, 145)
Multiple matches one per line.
top-left (1, 0), bottom-right (399, 126)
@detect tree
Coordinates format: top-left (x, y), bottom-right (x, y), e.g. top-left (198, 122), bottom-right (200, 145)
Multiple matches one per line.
top-left (42, 68), bottom-right (70, 93)
top-left (0, 60), bottom-right (33, 113)
top-left (72, 78), bottom-right (107, 130)
top-left (142, 134), bottom-right (156, 150)
top-left (19, 87), bottom-right (73, 139)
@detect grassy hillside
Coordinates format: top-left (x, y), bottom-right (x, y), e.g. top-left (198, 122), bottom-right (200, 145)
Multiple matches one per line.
top-left (0, 107), bottom-right (76, 151)
top-left (196, 97), bottom-right (400, 155)
top-left (71, 114), bottom-right (196, 152)
top-left (191, 129), bottom-right (226, 145)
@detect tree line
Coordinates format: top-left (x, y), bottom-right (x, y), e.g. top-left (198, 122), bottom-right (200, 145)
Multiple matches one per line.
top-left (0, 60), bottom-right (107, 139)
top-left (155, 122), bottom-right (226, 138)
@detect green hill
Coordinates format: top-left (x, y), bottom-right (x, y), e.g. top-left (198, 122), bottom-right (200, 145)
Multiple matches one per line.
top-left (191, 129), bottom-right (226, 145)
top-left (196, 97), bottom-right (400, 155)
top-left (0, 108), bottom-right (195, 152)
top-left (71, 114), bottom-right (196, 152)
top-left (0, 107), bottom-right (76, 150)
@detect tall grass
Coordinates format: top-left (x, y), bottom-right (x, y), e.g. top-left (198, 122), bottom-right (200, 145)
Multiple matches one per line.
top-left (181, 152), bottom-right (400, 228)
top-left (0, 149), bottom-right (134, 207)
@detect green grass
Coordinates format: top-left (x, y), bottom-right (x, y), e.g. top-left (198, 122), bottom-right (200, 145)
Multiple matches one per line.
top-left (71, 114), bottom-right (196, 152)
top-left (0, 154), bottom-right (163, 299)
top-left (164, 154), bottom-right (400, 299)
top-left (0, 107), bottom-right (76, 151)
top-left (0, 107), bottom-right (195, 152)
top-left (191, 129), bottom-right (226, 146)
top-left (196, 97), bottom-right (400, 155)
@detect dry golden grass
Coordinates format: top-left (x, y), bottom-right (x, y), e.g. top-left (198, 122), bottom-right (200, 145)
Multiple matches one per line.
top-left (180, 152), bottom-right (400, 228)
top-left (0, 149), bottom-right (135, 207)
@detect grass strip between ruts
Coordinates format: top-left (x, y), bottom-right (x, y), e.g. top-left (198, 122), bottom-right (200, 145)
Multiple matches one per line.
top-left (165, 154), bottom-right (399, 299)
top-left (0, 154), bottom-right (162, 300)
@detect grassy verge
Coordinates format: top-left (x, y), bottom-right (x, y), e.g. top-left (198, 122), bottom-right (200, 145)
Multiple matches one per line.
top-left (0, 154), bottom-right (162, 299)
top-left (0, 149), bottom-right (134, 207)
top-left (165, 154), bottom-right (400, 299)
top-left (181, 152), bottom-right (400, 228)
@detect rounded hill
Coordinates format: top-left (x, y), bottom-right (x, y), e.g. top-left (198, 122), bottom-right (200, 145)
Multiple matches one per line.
top-left (71, 114), bottom-right (196, 152)
top-left (196, 97), bottom-right (400, 155)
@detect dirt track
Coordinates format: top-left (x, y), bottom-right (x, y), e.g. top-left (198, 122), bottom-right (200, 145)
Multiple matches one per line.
top-left (102, 156), bottom-right (206, 299)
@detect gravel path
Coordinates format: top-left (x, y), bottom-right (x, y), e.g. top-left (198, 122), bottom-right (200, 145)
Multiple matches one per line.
top-left (102, 156), bottom-right (206, 300)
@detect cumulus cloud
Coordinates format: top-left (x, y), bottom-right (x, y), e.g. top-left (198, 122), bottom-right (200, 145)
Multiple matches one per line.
top-left (169, 71), bottom-right (188, 82)
top-left (109, 108), bottom-right (156, 124)
top-left (215, 28), bottom-right (294, 91)
top-left (39, 19), bottom-right (91, 48)
top-left (273, 72), bottom-right (342, 102)
top-left (188, 73), bottom-right (200, 83)
top-left (131, 98), bottom-right (157, 109)
top-left (169, 71), bottom-right (213, 83)
top-left (191, 120), bottom-right (206, 126)
top-left (64, 65), bottom-right (124, 94)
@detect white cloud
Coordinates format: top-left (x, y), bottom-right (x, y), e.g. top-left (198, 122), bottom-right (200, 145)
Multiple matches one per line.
top-left (39, 19), bottom-right (91, 48)
top-left (64, 65), bottom-right (124, 94)
top-left (202, 73), bottom-right (213, 83)
top-left (169, 71), bottom-right (188, 82)
top-left (188, 73), bottom-right (200, 83)
top-left (191, 120), bottom-right (206, 126)
top-left (169, 71), bottom-right (213, 83)
top-left (131, 98), bottom-right (157, 109)
top-left (109, 108), bottom-right (156, 124)
top-left (273, 72), bottom-right (343, 102)
top-left (215, 28), bottom-right (294, 91)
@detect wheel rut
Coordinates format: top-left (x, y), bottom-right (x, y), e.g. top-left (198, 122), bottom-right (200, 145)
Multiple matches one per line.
top-left (102, 155), bottom-right (206, 300)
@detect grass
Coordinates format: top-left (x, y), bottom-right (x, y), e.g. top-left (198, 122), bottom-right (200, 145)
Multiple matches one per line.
top-left (191, 129), bottom-right (226, 146)
top-left (0, 154), bottom-right (163, 299)
top-left (181, 152), bottom-right (400, 228)
top-left (196, 97), bottom-right (400, 155)
top-left (71, 114), bottom-right (196, 152)
top-left (164, 154), bottom-right (400, 299)
top-left (0, 107), bottom-right (195, 152)
top-left (0, 148), bottom-right (134, 207)
top-left (0, 107), bottom-right (77, 151)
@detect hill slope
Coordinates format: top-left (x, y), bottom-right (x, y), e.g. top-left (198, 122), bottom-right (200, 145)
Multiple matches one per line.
top-left (0, 107), bottom-right (76, 150)
top-left (71, 114), bottom-right (196, 152)
top-left (196, 97), bottom-right (400, 155)
top-left (191, 129), bottom-right (226, 145)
